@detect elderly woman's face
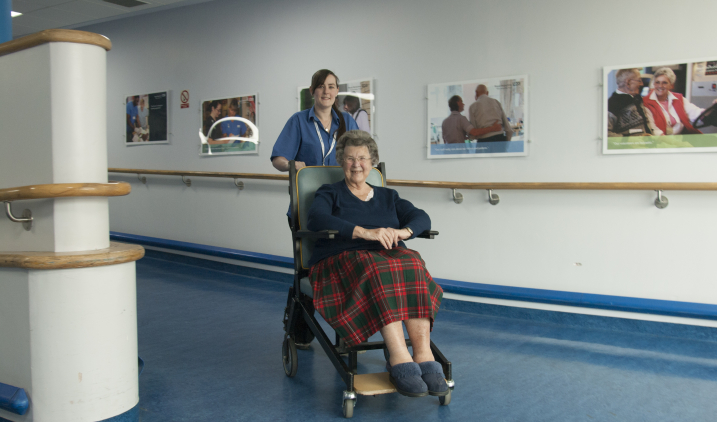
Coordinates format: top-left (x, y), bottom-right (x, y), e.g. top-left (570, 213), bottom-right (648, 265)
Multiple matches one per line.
top-left (654, 75), bottom-right (673, 98)
top-left (342, 145), bottom-right (372, 186)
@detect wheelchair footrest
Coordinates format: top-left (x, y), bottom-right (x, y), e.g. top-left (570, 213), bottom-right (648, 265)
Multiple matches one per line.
top-left (354, 372), bottom-right (396, 396)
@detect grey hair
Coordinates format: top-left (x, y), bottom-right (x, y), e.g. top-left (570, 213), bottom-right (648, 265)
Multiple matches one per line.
top-left (336, 130), bottom-right (379, 166)
top-left (615, 68), bottom-right (640, 89)
top-left (653, 67), bottom-right (676, 85)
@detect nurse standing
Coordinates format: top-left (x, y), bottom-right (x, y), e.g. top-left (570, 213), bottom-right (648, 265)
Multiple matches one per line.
top-left (272, 69), bottom-right (359, 172)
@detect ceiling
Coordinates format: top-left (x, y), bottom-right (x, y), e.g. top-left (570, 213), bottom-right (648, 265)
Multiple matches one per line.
top-left (11, 0), bottom-right (213, 38)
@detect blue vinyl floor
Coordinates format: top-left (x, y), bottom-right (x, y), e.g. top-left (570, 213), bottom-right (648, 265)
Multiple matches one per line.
top-left (135, 255), bottom-right (717, 421)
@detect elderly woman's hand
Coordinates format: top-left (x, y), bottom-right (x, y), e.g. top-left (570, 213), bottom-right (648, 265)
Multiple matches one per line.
top-left (353, 227), bottom-right (405, 249)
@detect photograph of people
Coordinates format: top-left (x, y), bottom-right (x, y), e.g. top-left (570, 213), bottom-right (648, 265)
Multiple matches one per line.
top-left (442, 95), bottom-right (501, 144)
top-left (125, 92), bottom-right (168, 145)
top-left (606, 68), bottom-right (658, 137)
top-left (469, 84), bottom-right (513, 142)
top-left (642, 67), bottom-right (712, 136)
top-left (200, 95), bottom-right (258, 155)
top-left (307, 130), bottom-right (447, 398)
top-left (203, 100), bottom-right (224, 145)
top-left (427, 76), bottom-right (527, 158)
top-left (342, 95), bottom-right (370, 133)
top-left (222, 101), bottom-right (247, 137)
top-left (135, 95), bottom-right (149, 142)
top-left (604, 62), bottom-right (717, 153)
top-left (125, 95), bottom-right (139, 142)
top-left (272, 69), bottom-right (359, 172)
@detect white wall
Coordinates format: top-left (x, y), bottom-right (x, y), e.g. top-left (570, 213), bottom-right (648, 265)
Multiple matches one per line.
top-left (86, 0), bottom-right (717, 320)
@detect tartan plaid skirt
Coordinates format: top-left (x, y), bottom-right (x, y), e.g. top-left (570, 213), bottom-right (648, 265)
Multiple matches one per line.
top-left (309, 247), bottom-right (443, 347)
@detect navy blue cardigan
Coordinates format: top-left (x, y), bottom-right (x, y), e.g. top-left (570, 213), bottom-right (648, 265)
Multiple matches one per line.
top-left (306, 181), bottom-right (430, 267)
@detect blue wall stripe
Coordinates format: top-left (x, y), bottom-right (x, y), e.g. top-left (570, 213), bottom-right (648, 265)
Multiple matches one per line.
top-left (111, 231), bottom-right (717, 321)
top-left (435, 278), bottom-right (717, 321)
top-left (110, 232), bottom-right (293, 268)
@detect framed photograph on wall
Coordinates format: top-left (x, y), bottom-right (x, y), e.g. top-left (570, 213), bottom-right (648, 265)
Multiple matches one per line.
top-left (603, 59), bottom-right (717, 154)
top-left (427, 76), bottom-right (528, 159)
top-left (199, 94), bottom-right (258, 156)
top-left (125, 91), bottom-right (169, 145)
top-left (298, 78), bottom-right (375, 136)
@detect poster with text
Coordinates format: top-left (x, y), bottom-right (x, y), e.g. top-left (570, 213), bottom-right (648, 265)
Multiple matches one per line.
top-left (199, 94), bottom-right (258, 156)
top-left (427, 76), bottom-right (527, 159)
top-left (298, 78), bottom-right (374, 135)
top-left (603, 60), bottom-right (717, 154)
top-left (125, 91), bottom-right (168, 145)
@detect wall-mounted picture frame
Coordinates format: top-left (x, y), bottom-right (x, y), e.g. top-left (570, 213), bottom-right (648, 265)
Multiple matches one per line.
top-left (603, 59), bottom-right (717, 154)
top-left (298, 78), bottom-right (375, 136)
top-left (427, 76), bottom-right (527, 159)
top-left (125, 91), bottom-right (169, 145)
top-left (199, 94), bottom-right (258, 156)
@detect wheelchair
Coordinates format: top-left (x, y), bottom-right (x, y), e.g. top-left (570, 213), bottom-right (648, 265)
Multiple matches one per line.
top-left (281, 161), bottom-right (454, 418)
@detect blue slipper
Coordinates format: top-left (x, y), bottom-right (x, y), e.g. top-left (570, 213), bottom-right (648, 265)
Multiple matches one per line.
top-left (418, 361), bottom-right (449, 396)
top-left (386, 362), bottom-right (428, 397)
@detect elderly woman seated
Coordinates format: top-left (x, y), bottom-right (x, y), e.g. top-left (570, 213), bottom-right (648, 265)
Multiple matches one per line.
top-left (307, 130), bottom-right (447, 398)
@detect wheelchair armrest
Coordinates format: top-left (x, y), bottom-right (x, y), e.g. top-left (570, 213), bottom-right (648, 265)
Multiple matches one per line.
top-left (417, 230), bottom-right (439, 239)
top-left (295, 230), bottom-right (339, 239)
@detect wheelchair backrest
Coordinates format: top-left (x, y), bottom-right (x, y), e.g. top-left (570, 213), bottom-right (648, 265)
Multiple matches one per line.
top-left (293, 165), bottom-right (385, 270)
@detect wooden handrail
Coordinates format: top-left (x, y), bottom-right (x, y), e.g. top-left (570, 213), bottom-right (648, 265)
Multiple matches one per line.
top-left (108, 168), bottom-right (717, 191)
top-left (0, 29), bottom-right (112, 58)
top-left (109, 168), bottom-right (287, 181)
top-left (0, 182), bottom-right (131, 202)
top-left (0, 242), bottom-right (144, 270)
top-left (386, 180), bottom-right (717, 191)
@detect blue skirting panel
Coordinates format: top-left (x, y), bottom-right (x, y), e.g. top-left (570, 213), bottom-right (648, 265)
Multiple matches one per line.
top-left (111, 232), bottom-right (717, 322)
top-left (436, 278), bottom-right (717, 321)
top-left (0, 383), bottom-right (28, 416)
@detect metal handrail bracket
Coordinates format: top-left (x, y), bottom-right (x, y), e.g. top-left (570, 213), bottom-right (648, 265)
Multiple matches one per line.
top-left (4, 201), bottom-right (32, 231)
top-left (488, 189), bottom-right (500, 205)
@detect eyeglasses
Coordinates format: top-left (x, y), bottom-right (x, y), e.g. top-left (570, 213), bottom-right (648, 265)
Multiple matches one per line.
top-left (344, 156), bottom-right (370, 164)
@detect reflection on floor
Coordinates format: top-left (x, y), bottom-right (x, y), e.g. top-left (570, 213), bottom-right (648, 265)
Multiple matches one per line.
top-left (135, 255), bottom-right (717, 421)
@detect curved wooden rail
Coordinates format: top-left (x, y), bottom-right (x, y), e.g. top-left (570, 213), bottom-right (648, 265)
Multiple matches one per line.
top-left (108, 168), bottom-right (717, 191)
top-left (0, 182), bottom-right (131, 202)
top-left (0, 29), bottom-right (112, 58)
top-left (0, 242), bottom-right (145, 270)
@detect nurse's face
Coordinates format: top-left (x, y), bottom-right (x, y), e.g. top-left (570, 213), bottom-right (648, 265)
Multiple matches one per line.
top-left (313, 75), bottom-right (339, 110)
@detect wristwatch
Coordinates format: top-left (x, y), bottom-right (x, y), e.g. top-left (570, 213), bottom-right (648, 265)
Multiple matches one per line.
top-left (404, 227), bottom-right (414, 237)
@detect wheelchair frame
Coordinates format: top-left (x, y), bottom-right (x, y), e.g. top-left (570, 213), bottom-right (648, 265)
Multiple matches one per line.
top-left (282, 161), bottom-right (453, 418)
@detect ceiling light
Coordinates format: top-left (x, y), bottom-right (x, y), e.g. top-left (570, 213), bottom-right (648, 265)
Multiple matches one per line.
top-left (11, 11), bottom-right (22, 17)
top-left (102, 0), bottom-right (148, 7)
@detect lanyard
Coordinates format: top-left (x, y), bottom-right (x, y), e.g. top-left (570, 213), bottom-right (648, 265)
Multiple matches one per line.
top-left (313, 120), bottom-right (336, 166)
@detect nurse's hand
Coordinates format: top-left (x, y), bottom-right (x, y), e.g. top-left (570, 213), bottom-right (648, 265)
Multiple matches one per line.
top-left (272, 156), bottom-right (306, 172)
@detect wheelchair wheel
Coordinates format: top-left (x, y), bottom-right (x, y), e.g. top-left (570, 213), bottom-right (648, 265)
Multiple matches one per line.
top-left (342, 398), bottom-right (355, 418)
top-left (282, 337), bottom-right (298, 377)
top-left (439, 388), bottom-right (451, 406)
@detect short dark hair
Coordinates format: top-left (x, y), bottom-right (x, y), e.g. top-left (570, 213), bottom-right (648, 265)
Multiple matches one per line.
top-left (448, 95), bottom-right (462, 112)
top-left (343, 95), bottom-right (360, 110)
